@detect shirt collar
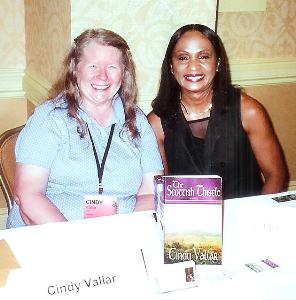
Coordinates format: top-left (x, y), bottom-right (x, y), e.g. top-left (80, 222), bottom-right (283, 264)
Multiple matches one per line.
top-left (111, 93), bottom-right (125, 125)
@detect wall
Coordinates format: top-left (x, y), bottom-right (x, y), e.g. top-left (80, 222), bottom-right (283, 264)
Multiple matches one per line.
top-left (245, 83), bottom-right (296, 189)
top-left (0, 0), bottom-right (25, 70)
top-left (0, 0), bottom-right (26, 131)
top-left (217, 0), bottom-right (296, 186)
top-left (24, 0), bottom-right (71, 106)
top-left (0, 0), bottom-right (27, 210)
top-left (218, 0), bottom-right (296, 59)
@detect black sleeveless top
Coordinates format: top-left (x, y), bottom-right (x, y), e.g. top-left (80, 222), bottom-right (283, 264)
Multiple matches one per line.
top-left (161, 87), bottom-right (263, 199)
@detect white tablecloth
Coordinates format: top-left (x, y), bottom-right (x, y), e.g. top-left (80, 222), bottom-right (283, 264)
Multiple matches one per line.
top-left (0, 191), bottom-right (295, 299)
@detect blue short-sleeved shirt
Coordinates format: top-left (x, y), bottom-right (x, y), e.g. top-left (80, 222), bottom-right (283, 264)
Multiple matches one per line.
top-left (7, 93), bottom-right (163, 228)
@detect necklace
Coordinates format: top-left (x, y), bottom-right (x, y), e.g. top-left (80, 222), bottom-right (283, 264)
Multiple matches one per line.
top-left (180, 101), bottom-right (212, 119)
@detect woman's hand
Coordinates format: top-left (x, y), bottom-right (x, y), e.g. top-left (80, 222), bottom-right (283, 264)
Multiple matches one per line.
top-left (135, 171), bottom-right (163, 211)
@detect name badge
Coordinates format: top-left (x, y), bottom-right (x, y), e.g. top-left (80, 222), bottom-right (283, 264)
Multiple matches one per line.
top-left (84, 195), bottom-right (118, 219)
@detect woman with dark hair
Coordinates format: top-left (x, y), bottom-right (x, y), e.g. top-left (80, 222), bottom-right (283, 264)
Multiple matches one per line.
top-left (148, 24), bottom-right (288, 199)
top-left (7, 28), bottom-right (163, 228)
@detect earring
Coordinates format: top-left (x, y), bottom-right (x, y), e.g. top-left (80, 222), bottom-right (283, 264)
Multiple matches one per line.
top-left (170, 65), bottom-right (174, 74)
top-left (216, 59), bottom-right (220, 72)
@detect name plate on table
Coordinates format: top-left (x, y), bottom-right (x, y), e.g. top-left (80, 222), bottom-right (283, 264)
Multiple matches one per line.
top-left (4, 248), bottom-right (152, 299)
top-left (0, 212), bottom-right (163, 299)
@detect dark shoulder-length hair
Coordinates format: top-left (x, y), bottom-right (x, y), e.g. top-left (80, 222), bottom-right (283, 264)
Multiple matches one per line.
top-left (53, 28), bottom-right (139, 139)
top-left (152, 24), bottom-right (232, 117)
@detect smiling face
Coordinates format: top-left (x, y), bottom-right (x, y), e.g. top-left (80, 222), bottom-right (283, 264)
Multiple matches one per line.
top-left (171, 30), bottom-right (219, 96)
top-left (76, 41), bottom-right (124, 109)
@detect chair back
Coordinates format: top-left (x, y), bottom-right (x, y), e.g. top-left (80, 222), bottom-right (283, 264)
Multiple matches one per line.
top-left (0, 125), bottom-right (24, 212)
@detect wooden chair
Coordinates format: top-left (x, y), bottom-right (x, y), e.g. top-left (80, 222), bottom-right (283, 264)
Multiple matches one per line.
top-left (0, 125), bottom-right (24, 212)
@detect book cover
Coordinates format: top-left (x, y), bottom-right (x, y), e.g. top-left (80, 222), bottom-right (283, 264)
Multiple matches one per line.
top-left (154, 175), bottom-right (223, 266)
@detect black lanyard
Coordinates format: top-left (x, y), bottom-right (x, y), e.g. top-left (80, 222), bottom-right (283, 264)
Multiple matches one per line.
top-left (86, 123), bottom-right (115, 194)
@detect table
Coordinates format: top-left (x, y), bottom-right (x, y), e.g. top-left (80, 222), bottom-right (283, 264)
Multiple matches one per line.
top-left (0, 191), bottom-right (295, 299)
